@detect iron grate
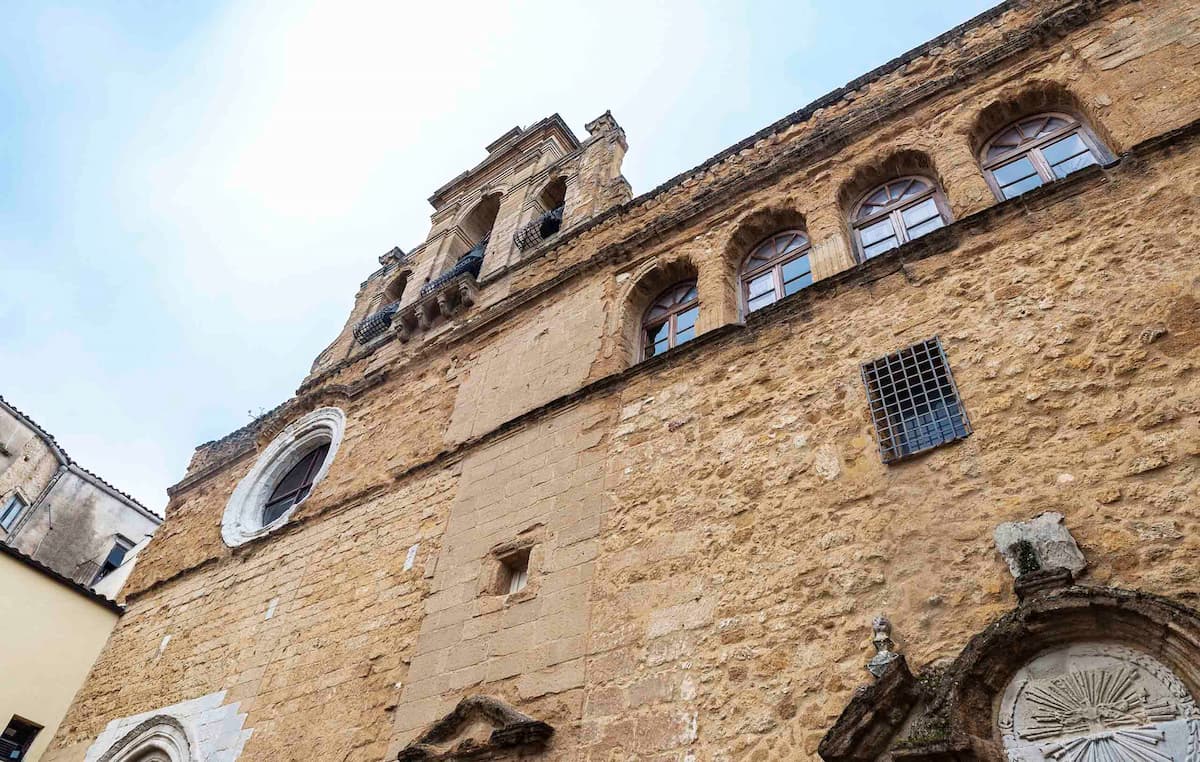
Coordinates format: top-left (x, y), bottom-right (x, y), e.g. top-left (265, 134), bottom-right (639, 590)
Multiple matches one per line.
top-left (861, 336), bottom-right (971, 463)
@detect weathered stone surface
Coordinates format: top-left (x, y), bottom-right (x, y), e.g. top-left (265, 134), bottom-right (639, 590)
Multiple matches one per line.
top-left (993, 512), bottom-right (1087, 579)
top-left (43, 0), bottom-right (1200, 760)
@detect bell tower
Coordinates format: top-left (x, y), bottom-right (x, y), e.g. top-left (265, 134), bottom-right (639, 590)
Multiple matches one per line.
top-left (311, 111), bottom-right (631, 376)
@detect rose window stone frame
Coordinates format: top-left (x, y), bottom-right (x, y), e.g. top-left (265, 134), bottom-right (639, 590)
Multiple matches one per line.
top-left (221, 406), bottom-right (345, 547)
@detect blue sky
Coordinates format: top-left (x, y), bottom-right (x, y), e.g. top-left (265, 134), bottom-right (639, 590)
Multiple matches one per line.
top-left (0, 1), bottom-right (995, 510)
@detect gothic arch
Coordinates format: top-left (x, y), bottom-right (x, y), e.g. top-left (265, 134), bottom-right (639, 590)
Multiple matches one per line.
top-left (97, 716), bottom-right (197, 762)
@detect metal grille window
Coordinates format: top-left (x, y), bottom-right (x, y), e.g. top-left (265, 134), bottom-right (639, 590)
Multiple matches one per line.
top-left (861, 337), bottom-right (971, 463)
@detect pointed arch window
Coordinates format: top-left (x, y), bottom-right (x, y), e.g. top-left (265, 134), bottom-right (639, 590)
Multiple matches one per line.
top-left (642, 281), bottom-right (699, 360)
top-left (853, 177), bottom-right (950, 260)
top-left (980, 113), bottom-right (1107, 200)
top-left (741, 230), bottom-right (813, 314)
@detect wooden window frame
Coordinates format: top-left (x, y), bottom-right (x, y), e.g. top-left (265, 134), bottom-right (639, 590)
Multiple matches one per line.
top-left (641, 281), bottom-right (700, 361)
top-left (740, 230), bottom-right (813, 315)
top-left (979, 113), bottom-right (1109, 201)
top-left (851, 176), bottom-right (952, 261)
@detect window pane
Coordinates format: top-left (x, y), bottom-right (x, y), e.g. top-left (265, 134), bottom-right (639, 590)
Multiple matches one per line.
top-left (1000, 174), bottom-right (1044, 199)
top-left (647, 322), bottom-right (669, 346)
top-left (746, 271), bottom-right (774, 299)
top-left (675, 306), bottom-right (699, 333)
top-left (782, 271), bottom-right (813, 296)
top-left (862, 218), bottom-right (899, 258)
top-left (858, 218), bottom-right (896, 247)
top-left (1043, 134), bottom-right (1098, 178)
top-left (675, 326), bottom-right (695, 344)
top-left (1041, 132), bottom-right (1084, 164)
top-left (1049, 151), bottom-right (1098, 179)
top-left (1, 496), bottom-right (26, 530)
top-left (907, 216), bottom-right (945, 239)
top-left (991, 156), bottom-right (1039, 187)
top-left (747, 291), bottom-right (776, 312)
top-left (901, 198), bottom-right (939, 228)
top-left (780, 254), bottom-right (811, 283)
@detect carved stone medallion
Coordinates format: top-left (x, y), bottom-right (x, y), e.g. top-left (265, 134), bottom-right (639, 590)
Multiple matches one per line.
top-left (999, 644), bottom-right (1200, 762)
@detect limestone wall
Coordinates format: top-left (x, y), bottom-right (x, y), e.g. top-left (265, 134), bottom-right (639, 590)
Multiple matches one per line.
top-left (46, 0), bottom-right (1200, 760)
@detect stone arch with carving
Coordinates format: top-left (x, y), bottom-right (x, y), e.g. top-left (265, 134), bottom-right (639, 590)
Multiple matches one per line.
top-left (96, 715), bottom-right (198, 762)
top-left (819, 585), bottom-right (1200, 762)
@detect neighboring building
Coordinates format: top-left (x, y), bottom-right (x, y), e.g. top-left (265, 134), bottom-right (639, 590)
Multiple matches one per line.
top-left (0, 396), bottom-right (162, 589)
top-left (0, 543), bottom-right (122, 762)
top-left (41, 1), bottom-right (1200, 760)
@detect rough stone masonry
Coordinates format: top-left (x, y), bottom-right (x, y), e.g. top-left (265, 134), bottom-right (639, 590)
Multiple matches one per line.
top-left (43, 0), bottom-right (1200, 760)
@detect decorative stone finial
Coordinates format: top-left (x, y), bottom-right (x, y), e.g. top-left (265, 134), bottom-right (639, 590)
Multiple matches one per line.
top-left (866, 615), bottom-right (900, 678)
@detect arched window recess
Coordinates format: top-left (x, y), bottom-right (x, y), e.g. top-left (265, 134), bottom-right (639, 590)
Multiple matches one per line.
top-left (852, 176), bottom-right (950, 260)
top-left (980, 112), bottom-right (1109, 200)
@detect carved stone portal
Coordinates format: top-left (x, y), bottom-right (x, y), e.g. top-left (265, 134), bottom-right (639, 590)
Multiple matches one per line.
top-left (999, 643), bottom-right (1200, 762)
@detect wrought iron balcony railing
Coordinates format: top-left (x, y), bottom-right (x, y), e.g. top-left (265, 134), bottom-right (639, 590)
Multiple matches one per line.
top-left (420, 234), bottom-right (488, 296)
top-left (513, 206), bottom-right (564, 251)
top-left (352, 300), bottom-right (401, 345)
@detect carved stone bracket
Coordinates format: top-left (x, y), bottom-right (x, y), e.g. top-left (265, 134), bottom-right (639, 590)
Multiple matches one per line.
top-left (393, 275), bottom-right (480, 342)
top-left (396, 695), bottom-right (554, 761)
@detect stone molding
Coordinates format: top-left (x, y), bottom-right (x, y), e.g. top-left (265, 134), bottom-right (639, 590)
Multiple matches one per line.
top-left (83, 692), bottom-right (250, 762)
top-left (396, 695), bottom-right (554, 761)
top-left (95, 716), bottom-right (197, 762)
top-left (393, 274), bottom-right (480, 342)
top-left (220, 406), bottom-right (345, 547)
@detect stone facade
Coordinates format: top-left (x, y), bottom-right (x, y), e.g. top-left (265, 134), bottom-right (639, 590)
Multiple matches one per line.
top-left (45, 1), bottom-right (1200, 760)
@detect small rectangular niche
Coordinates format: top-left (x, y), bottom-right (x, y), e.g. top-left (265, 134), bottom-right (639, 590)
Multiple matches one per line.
top-left (496, 548), bottom-right (530, 596)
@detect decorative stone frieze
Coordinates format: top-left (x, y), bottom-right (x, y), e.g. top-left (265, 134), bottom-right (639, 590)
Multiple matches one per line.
top-left (867, 615), bottom-right (901, 678)
top-left (821, 586), bottom-right (1200, 762)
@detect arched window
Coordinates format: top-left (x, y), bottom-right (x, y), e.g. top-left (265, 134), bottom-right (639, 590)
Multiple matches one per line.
top-left (980, 113), bottom-right (1106, 200)
top-left (852, 177), bottom-right (950, 260)
top-left (642, 281), bottom-right (699, 360)
top-left (262, 443), bottom-right (330, 525)
top-left (741, 230), bottom-right (812, 313)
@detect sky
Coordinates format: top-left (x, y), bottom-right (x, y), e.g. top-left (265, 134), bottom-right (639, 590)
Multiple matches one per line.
top-left (0, 1), bottom-right (997, 511)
